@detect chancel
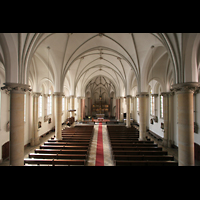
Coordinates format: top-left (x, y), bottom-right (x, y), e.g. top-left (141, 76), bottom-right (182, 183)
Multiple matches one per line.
top-left (0, 33), bottom-right (200, 166)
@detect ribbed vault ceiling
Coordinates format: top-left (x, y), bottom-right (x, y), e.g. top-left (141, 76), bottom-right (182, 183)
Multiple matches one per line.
top-left (28, 33), bottom-right (169, 96)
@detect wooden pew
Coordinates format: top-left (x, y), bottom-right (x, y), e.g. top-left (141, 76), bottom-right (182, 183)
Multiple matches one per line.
top-left (29, 153), bottom-right (87, 160)
top-left (115, 160), bottom-right (178, 166)
top-left (110, 140), bottom-right (154, 144)
top-left (48, 139), bottom-right (91, 143)
top-left (111, 143), bottom-right (158, 147)
top-left (44, 142), bottom-right (90, 146)
top-left (114, 155), bottom-right (174, 161)
top-left (35, 149), bottom-right (88, 154)
top-left (40, 145), bottom-right (89, 150)
top-left (24, 158), bottom-right (85, 166)
top-left (24, 125), bottom-right (94, 166)
top-left (111, 146), bottom-right (163, 151)
top-left (112, 150), bottom-right (168, 155)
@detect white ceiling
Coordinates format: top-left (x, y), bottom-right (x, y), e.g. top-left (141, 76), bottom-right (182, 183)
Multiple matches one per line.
top-left (28, 33), bottom-right (171, 96)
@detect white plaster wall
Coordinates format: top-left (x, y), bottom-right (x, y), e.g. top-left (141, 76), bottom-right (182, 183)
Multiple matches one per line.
top-left (148, 95), bottom-right (164, 138)
top-left (194, 92), bottom-right (200, 145)
top-left (173, 93), bottom-right (178, 147)
top-left (0, 89), bottom-right (10, 161)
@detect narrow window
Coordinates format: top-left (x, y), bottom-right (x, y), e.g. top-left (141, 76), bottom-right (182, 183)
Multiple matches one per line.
top-left (160, 95), bottom-right (163, 118)
top-left (150, 90), bottom-right (155, 116)
top-left (38, 95), bottom-right (42, 117)
top-left (24, 94), bottom-right (26, 122)
top-left (137, 97), bottom-right (139, 112)
top-left (62, 96), bottom-right (65, 111)
top-left (47, 89), bottom-right (52, 115)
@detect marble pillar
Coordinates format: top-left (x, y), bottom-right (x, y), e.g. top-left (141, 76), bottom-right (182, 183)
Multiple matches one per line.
top-left (1, 83), bottom-right (31, 166)
top-left (138, 92), bottom-right (149, 141)
top-left (31, 92), bottom-right (41, 146)
top-left (172, 82), bottom-right (199, 166)
top-left (54, 92), bottom-right (63, 140)
top-left (126, 95), bottom-right (131, 128)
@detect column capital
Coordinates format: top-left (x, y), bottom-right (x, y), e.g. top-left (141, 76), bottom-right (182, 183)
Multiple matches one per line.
top-left (161, 92), bottom-right (171, 97)
top-left (151, 93), bottom-right (158, 97)
top-left (32, 92), bottom-right (41, 97)
top-left (126, 95), bottom-right (132, 98)
top-left (137, 92), bottom-right (149, 97)
top-left (171, 82), bottom-right (200, 94)
top-left (53, 92), bottom-right (64, 96)
top-left (69, 95), bottom-right (76, 98)
top-left (1, 83), bottom-right (31, 94)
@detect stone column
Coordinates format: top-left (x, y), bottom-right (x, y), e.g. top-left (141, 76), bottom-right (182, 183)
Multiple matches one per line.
top-left (31, 92), bottom-right (41, 146)
top-left (172, 82), bottom-right (199, 166)
top-left (77, 97), bottom-right (82, 121)
top-left (66, 97), bottom-right (70, 118)
top-left (115, 97), bottom-right (120, 120)
top-left (138, 92), bottom-right (149, 141)
top-left (70, 95), bottom-right (75, 117)
top-left (119, 97), bottom-right (124, 122)
top-left (126, 95), bottom-right (132, 128)
top-left (54, 92), bottom-right (63, 140)
top-left (161, 92), bottom-right (170, 147)
top-left (168, 92), bottom-right (174, 147)
top-left (1, 83), bottom-right (31, 166)
top-left (81, 97), bottom-right (85, 120)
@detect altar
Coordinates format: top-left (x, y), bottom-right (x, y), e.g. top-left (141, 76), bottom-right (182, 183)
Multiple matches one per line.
top-left (96, 114), bottom-right (105, 122)
top-left (96, 114), bottom-right (105, 119)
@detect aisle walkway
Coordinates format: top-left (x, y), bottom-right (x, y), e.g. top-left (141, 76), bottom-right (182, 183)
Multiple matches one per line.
top-left (87, 123), bottom-right (114, 166)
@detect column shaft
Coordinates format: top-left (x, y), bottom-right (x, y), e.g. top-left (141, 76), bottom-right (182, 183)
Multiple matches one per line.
top-left (31, 93), bottom-right (41, 146)
top-left (171, 82), bottom-right (199, 166)
top-left (1, 83), bottom-right (31, 166)
top-left (139, 93), bottom-right (148, 141)
top-left (161, 93), bottom-right (169, 147)
top-left (119, 97), bottom-right (123, 122)
top-left (177, 89), bottom-right (194, 166)
top-left (10, 90), bottom-right (25, 166)
top-left (54, 93), bottom-right (63, 140)
top-left (126, 96), bottom-right (131, 128)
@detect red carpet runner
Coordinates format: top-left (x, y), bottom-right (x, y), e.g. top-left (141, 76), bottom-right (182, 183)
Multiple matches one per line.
top-left (95, 122), bottom-right (104, 166)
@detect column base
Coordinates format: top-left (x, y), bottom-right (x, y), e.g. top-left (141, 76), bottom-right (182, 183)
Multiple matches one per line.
top-left (30, 137), bottom-right (40, 146)
top-left (162, 139), bottom-right (168, 147)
